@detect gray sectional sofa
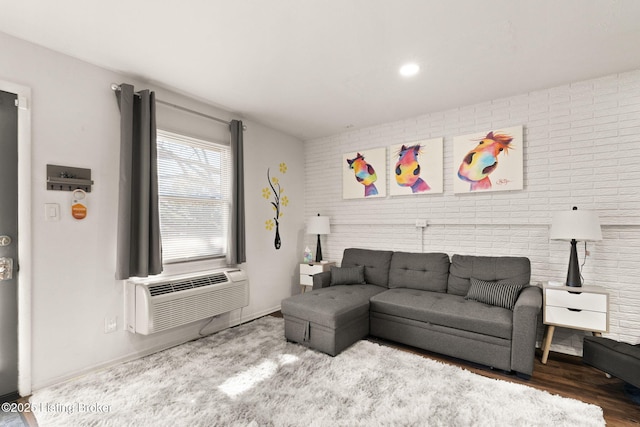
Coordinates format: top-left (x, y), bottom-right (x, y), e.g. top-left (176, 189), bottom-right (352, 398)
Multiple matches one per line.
top-left (281, 248), bottom-right (543, 378)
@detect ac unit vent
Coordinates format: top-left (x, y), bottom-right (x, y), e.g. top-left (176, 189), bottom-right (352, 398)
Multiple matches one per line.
top-left (148, 272), bottom-right (229, 296)
top-left (191, 277), bottom-right (211, 289)
top-left (207, 273), bottom-right (229, 285)
top-left (149, 283), bottom-right (174, 297)
top-left (172, 279), bottom-right (195, 293)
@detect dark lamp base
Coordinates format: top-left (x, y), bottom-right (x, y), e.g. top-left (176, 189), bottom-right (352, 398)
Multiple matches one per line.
top-left (565, 239), bottom-right (582, 287)
top-left (315, 234), bottom-right (323, 263)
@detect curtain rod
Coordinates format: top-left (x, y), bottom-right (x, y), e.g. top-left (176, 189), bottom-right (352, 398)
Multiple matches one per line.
top-left (111, 84), bottom-right (246, 130)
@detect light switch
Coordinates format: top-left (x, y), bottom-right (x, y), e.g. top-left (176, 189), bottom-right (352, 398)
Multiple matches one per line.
top-left (45, 203), bottom-right (60, 221)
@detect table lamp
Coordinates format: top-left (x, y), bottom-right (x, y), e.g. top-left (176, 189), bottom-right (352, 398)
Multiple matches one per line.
top-left (307, 214), bottom-right (331, 262)
top-left (550, 206), bottom-right (602, 287)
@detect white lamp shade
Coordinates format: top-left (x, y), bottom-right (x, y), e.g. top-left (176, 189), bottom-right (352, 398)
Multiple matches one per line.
top-left (307, 216), bottom-right (331, 235)
top-left (550, 210), bottom-right (602, 241)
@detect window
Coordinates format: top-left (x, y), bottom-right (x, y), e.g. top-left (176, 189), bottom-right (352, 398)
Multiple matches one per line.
top-left (156, 130), bottom-right (231, 263)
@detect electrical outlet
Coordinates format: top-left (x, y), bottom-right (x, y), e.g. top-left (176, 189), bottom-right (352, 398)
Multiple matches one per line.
top-left (104, 316), bottom-right (117, 334)
top-left (415, 219), bottom-right (427, 228)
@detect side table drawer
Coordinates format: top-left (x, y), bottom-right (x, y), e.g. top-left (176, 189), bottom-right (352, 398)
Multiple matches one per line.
top-left (300, 264), bottom-right (326, 275)
top-left (300, 274), bottom-right (314, 286)
top-left (545, 306), bottom-right (607, 332)
top-left (299, 262), bottom-right (335, 294)
top-left (545, 289), bottom-right (607, 311)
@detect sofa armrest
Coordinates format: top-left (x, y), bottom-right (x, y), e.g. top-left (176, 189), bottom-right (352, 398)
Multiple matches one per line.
top-left (511, 286), bottom-right (543, 377)
top-left (312, 271), bottom-right (332, 290)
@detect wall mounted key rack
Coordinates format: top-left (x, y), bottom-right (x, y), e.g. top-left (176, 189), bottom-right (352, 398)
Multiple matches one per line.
top-left (46, 164), bottom-right (94, 192)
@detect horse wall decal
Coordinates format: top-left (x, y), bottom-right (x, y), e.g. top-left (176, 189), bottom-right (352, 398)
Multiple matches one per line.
top-left (395, 144), bottom-right (430, 193)
top-left (346, 152), bottom-right (378, 197)
top-left (457, 131), bottom-right (513, 191)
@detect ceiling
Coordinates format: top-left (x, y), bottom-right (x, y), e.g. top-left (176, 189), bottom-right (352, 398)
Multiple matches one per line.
top-left (1, 0), bottom-right (640, 140)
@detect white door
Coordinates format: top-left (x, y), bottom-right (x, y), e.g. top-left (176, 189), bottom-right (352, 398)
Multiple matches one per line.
top-left (0, 89), bottom-right (18, 400)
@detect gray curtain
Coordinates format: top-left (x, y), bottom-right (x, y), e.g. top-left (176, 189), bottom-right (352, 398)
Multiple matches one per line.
top-left (228, 119), bottom-right (246, 264)
top-left (114, 83), bottom-right (162, 279)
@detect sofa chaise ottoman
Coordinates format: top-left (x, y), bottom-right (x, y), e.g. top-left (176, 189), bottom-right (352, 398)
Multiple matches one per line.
top-left (281, 249), bottom-right (391, 356)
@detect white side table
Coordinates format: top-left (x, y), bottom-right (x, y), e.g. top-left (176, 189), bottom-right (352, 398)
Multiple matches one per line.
top-left (299, 262), bottom-right (335, 293)
top-left (541, 283), bottom-right (609, 364)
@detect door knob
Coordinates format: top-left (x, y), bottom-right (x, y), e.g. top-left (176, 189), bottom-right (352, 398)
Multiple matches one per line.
top-left (0, 257), bottom-right (13, 280)
top-left (0, 235), bottom-right (11, 246)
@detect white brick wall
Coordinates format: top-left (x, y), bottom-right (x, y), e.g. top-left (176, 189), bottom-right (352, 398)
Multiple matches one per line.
top-left (304, 70), bottom-right (640, 356)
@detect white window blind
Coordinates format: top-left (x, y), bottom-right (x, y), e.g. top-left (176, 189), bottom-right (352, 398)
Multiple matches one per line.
top-left (156, 130), bottom-right (231, 263)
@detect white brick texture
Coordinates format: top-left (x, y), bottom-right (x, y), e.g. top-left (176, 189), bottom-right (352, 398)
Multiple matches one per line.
top-left (304, 70), bottom-right (640, 356)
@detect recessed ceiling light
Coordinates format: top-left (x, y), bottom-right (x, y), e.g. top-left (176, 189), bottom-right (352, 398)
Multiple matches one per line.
top-left (399, 63), bottom-right (420, 77)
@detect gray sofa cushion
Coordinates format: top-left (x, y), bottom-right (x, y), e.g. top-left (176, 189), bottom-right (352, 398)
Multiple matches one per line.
top-left (342, 248), bottom-right (394, 288)
top-left (370, 288), bottom-right (513, 340)
top-left (330, 265), bottom-right (365, 286)
top-left (448, 255), bottom-right (531, 296)
top-left (388, 252), bottom-right (450, 292)
top-left (281, 284), bottom-right (386, 329)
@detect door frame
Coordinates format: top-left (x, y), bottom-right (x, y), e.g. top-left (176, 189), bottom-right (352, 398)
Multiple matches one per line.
top-left (0, 79), bottom-right (32, 396)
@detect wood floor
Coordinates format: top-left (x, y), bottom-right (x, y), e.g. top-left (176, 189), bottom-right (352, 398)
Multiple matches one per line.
top-left (14, 313), bottom-right (640, 426)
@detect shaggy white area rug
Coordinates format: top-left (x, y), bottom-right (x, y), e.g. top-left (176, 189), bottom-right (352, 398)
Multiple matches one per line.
top-left (30, 317), bottom-right (604, 426)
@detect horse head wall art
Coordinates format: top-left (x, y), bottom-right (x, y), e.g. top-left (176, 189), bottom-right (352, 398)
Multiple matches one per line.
top-left (394, 144), bottom-right (431, 193)
top-left (343, 148), bottom-right (386, 199)
top-left (453, 126), bottom-right (523, 194)
top-left (389, 138), bottom-right (443, 196)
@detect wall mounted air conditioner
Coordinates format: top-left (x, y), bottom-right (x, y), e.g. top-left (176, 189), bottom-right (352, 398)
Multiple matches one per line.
top-left (125, 268), bottom-right (249, 335)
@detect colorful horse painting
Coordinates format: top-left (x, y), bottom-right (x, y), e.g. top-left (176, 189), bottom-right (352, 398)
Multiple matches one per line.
top-left (457, 131), bottom-right (513, 191)
top-left (346, 152), bottom-right (378, 197)
top-left (395, 144), bottom-right (430, 193)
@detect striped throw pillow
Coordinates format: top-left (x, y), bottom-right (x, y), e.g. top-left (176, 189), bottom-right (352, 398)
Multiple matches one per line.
top-left (464, 278), bottom-right (524, 310)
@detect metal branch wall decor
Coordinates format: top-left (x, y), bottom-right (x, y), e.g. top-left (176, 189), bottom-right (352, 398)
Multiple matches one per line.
top-left (262, 162), bottom-right (289, 249)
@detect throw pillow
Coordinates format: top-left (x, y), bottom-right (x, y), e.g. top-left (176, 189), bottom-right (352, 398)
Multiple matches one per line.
top-left (330, 265), bottom-right (365, 286)
top-left (464, 278), bottom-right (524, 310)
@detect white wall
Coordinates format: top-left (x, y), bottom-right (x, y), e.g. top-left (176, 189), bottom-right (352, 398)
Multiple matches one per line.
top-left (244, 122), bottom-right (306, 304)
top-left (304, 70), bottom-right (640, 356)
top-left (0, 31), bottom-right (304, 389)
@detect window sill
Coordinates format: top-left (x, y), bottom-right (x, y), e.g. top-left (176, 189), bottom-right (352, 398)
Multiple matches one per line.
top-left (160, 257), bottom-right (228, 277)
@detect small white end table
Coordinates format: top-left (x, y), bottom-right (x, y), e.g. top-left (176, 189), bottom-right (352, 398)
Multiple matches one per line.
top-left (299, 262), bottom-right (335, 293)
top-left (541, 283), bottom-right (609, 364)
